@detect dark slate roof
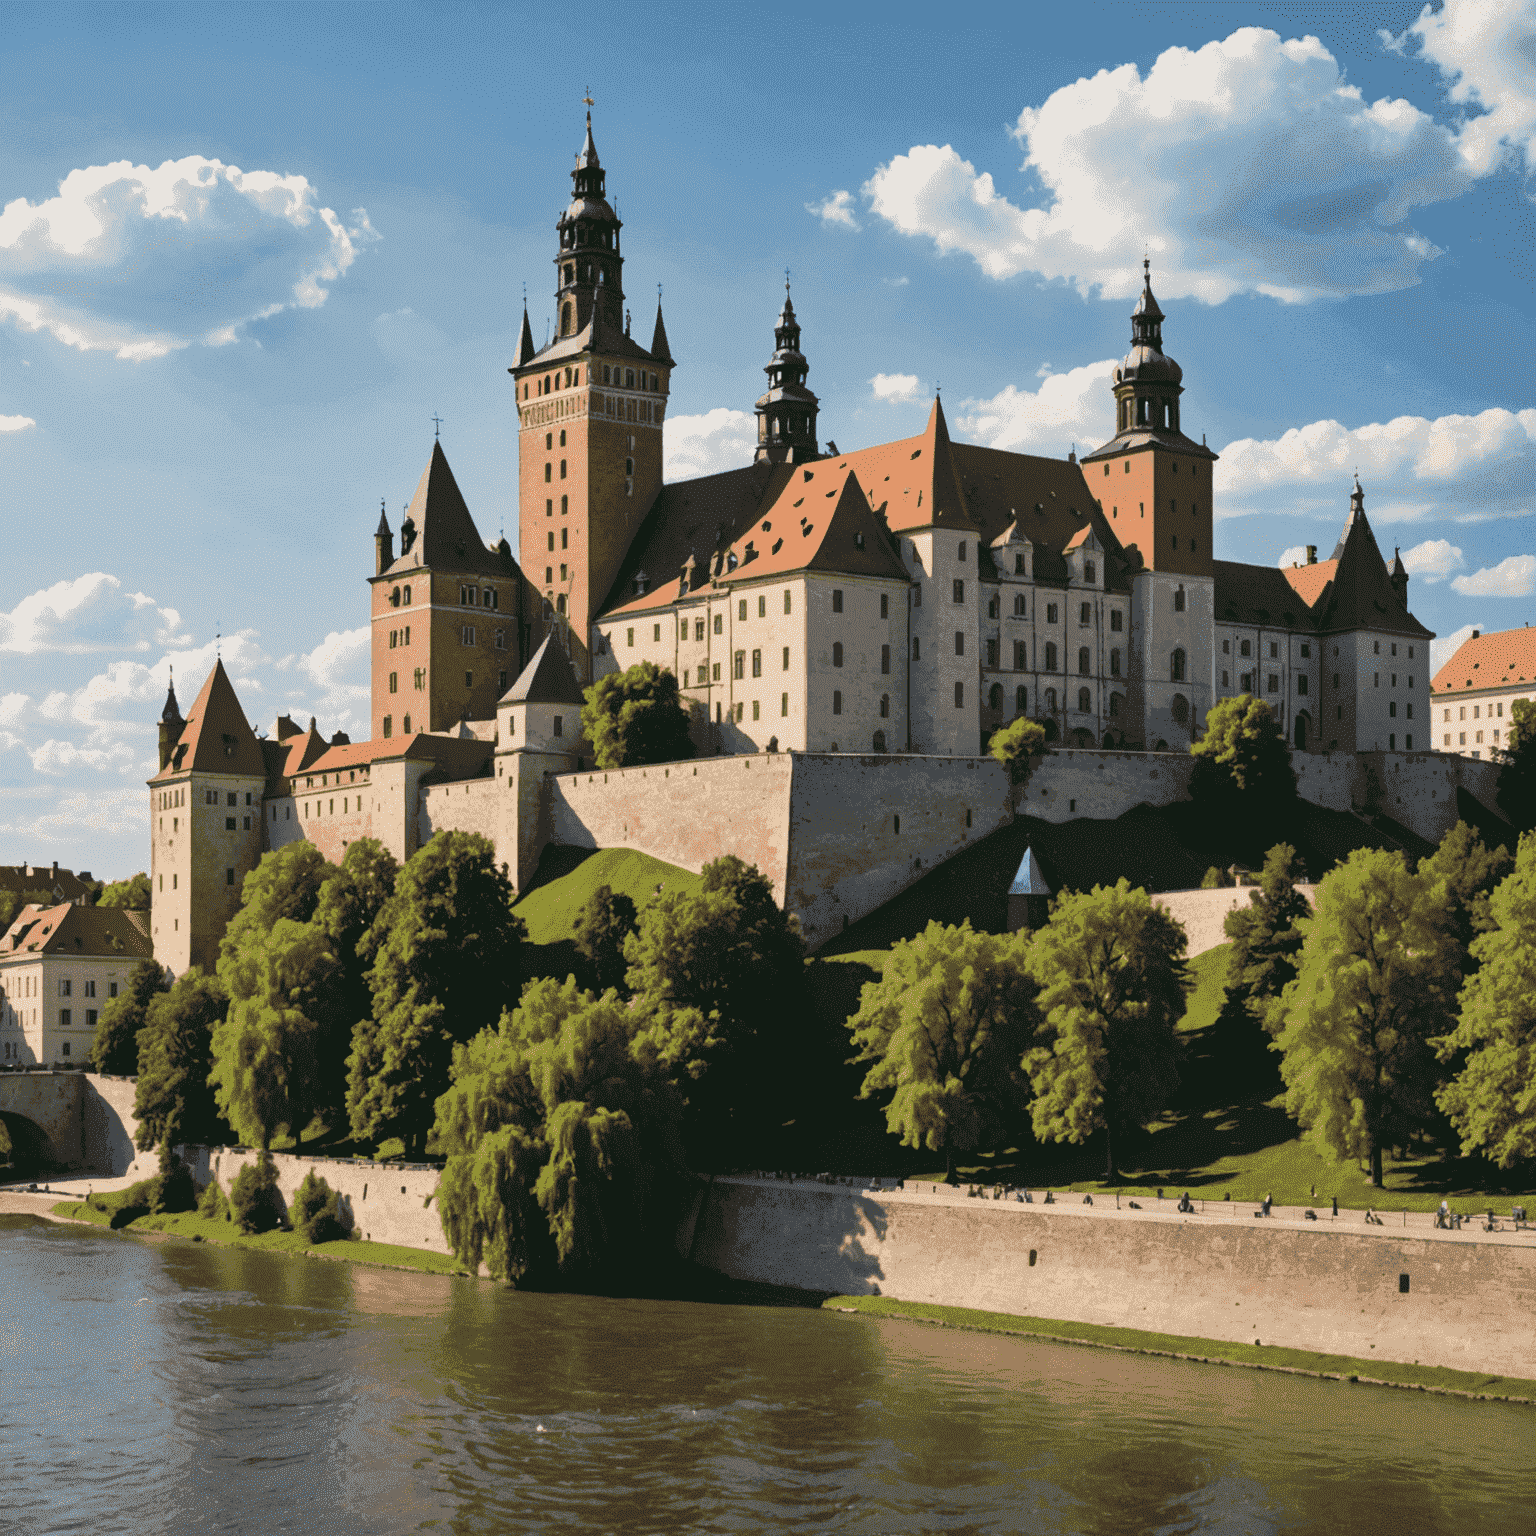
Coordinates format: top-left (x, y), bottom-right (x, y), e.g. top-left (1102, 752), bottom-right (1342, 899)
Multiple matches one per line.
top-left (1315, 489), bottom-right (1432, 639)
top-left (519, 293), bottom-right (663, 372)
top-left (650, 302), bottom-right (673, 365)
top-left (1213, 561), bottom-right (1318, 631)
top-left (505, 631), bottom-right (584, 705)
top-left (2, 901), bottom-right (155, 959)
top-left (1080, 425), bottom-right (1217, 463)
top-left (1008, 846), bottom-right (1052, 897)
top-left (381, 441), bottom-right (519, 582)
top-left (152, 658), bottom-right (265, 781)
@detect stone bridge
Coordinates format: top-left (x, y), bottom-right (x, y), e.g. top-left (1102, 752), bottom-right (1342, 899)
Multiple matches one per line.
top-left (0, 1071), bottom-right (144, 1176)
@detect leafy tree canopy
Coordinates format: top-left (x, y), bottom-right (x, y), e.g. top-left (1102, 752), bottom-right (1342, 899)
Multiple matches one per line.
top-left (1434, 832), bottom-right (1536, 1168)
top-left (0, 889), bottom-right (53, 932)
top-left (582, 661), bottom-right (695, 770)
top-left (98, 872), bottom-right (151, 911)
top-left (218, 842), bottom-right (333, 972)
top-left (89, 958), bottom-right (169, 1075)
top-left (434, 976), bottom-right (707, 1283)
top-left (989, 717), bottom-right (1048, 785)
top-left (1190, 695), bottom-right (1297, 826)
top-left (572, 883), bottom-right (638, 996)
top-left (848, 920), bottom-right (1038, 1182)
top-left (133, 968), bottom-right (231, 1151)
top-left (347, 832), bottom-right (525, 1156)
top-left (1418, 820), bottom-right (1512, 981)
top-left (1496, 698), bottom-right (1536, 833)
top-left (1273, 846), bottom-right (1457, 1186)
top-left (1023, 879), bottom-right (1188, 1177)
top-left (1223, 843), bottom-right (1312, 1036)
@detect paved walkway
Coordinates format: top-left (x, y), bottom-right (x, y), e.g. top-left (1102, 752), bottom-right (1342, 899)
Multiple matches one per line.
top-left (727, 1175), bottom-right (1536, 1252)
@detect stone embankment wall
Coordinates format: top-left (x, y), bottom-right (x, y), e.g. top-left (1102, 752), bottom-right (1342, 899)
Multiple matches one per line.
top-left (183, 1145), bottom-right (451, 1255)
top-left (1153, 885), bottom-right (1320, 957)
top-left (419, 777), bottom-right (500, 850)
top-left (1024, 749), bottom-right (1195, 822)
top-left (0, 1071), bottom-right (146, 1175)
top-left (686, 1178), bottom-right (1536, 1379)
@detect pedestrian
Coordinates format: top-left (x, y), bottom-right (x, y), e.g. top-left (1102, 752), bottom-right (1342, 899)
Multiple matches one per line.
top-left (1262, 1191), bottom-right (1273, 1218)
top-left (1332, 1194), bottom-right (1338, 1217)
top-left (1437, 1199), bottom-right (1450, 1230)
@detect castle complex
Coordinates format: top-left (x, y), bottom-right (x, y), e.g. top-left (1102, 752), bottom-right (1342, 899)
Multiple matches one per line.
top-left (147, 113), bottom-right (1437, 974)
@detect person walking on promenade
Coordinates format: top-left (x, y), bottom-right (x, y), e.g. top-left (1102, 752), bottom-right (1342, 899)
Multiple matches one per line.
top-left (1262, 1192), bottom-right (1273, 1218)
top-left (1438, 1199), bottom-right (1450, 1229)
top-left (1331, 1195), bottom-right (1338, 1217)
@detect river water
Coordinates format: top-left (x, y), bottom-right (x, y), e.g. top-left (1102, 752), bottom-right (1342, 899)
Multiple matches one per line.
top-left (2, 1217), bottom-right (1530, 1535)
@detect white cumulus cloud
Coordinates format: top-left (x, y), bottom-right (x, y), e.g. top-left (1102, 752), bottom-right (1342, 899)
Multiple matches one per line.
top-left (862, 25), bottom-right (1482, 302)
top-left (0, 573), bottom-right (191, 655)
top-left (0, 155), bottom-right (378, 359)
top-left (1451, 554), bottom-right (1536, 598)
top-left (275, 626), bottom-right (370, 733)
top-left (955, 359), bottom-right (1117, 456)
top-left (870, 373), bottom-right (921, 403)
top-left (664, 408), bottom-right (757, 482)
top-left (1277, 546), bottom-right (1311, 569)
top-left (806, 190), bottom-right (861, 230)
top-left (1400, 538), bottom-right (1466, 583)
top-left (0, 413), bottom-right (34, 431)
top-left (1215, 407), bottom-right (1536, 523)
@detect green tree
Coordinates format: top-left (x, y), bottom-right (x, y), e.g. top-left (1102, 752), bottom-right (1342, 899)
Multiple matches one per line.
top-left (1023, 879), bottom-right (1189, 1178)
top-left (1496, 698), bottom-right (1536, 833)
top-left (622, 855), bottom-right (803, 1159)
top-left (434, 976), bottom-right (707, 1282)
top-left (228, 1153), bottom-right (283, 1233)
top-left (0, 889), bottom-right (54, 932)
top-left (289, 1169), bottom-right (347, 1243)
top-left (582, 661), bottom-right (695, 769)
top-left (1434, 833), bottom-right (1536, 1168)
top-left (211, 919), bottom-right (338, 1149)
top-left (1419, 821), bottom-right (1511, 985)
top-left (133, 968), bottom-right (230, 1151)
top-left (218, 842), bottom-right (333, 967)
top-left (989, 716), bottom-right (1048, 786)
top-left (1273, 846), bottom-right (1456, 1186)
top-left (347, 832), bottom-right (526, 1157)
top-left (848, 920), bottom-right (1039, 1182)
top-left (1190, 695), bottom-right (1297, 837)
top-left (89, 958), bottom-right (169, 1075)
top-left (572, 883), bottom-right (638, 995)
top-left (98, 872), bottom-right (151, 910)
top-left (1224, 843), bottom-right (1312, 1036)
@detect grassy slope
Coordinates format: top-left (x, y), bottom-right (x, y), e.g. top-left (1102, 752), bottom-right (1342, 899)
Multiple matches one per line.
top-left (512, 845), bottom-right (703, 945)
top-left (56, 1199), bottom-right (466, 1276)
top-left (822, 1295), bottom-right (1536, 1403)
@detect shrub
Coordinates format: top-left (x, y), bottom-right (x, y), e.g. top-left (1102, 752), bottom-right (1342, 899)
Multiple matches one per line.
top-left (197, 1178), bottom-right (229, 1221)
top-left (288, 1170), bottom-right (346, 1244)
top-left (228, 1153), bottom-right (283, 1234)
top-left (150, 1154), bottom-right (198, 1214)
top-left (989, 717), bottom-right (1048, 785)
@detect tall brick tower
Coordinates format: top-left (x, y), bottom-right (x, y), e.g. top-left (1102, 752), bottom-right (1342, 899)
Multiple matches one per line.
top-left (510, 110), bottom-right (674, 681)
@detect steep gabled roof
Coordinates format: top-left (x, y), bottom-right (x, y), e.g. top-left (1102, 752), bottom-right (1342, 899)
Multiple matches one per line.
top-left (505, 631), bottom-right (584, 704)
top-left (1, 901), bottom-right (155, 960)
top-left (1315, 487), bottom-right (1431, 639)
top-left (1282, 559), bottom-right (1338, 608)
top-left (822, 397), bottom-right (976, 535)
top-left (380, 441), bottom-right (518, 581)
top-left (1432, 625), bottom-right (1536, 695)
top-left (151, 657), bottom-right (264, 780)
top-left (1214, 561), bottom-right (1320, 631)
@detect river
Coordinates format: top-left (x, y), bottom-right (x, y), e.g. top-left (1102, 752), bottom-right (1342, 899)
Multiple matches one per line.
top-left (2, 1216), bottom-right (1530, 1534)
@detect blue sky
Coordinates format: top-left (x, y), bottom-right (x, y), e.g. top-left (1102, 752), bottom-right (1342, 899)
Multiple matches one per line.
top-left (3, 0), bottom-right (1535, 879)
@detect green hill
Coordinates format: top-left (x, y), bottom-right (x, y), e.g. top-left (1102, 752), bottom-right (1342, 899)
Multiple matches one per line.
top-left (512, 845), bottom-right (703, 945)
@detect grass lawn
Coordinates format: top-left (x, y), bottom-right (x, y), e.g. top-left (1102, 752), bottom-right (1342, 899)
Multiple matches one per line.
top-left (55, 1197), bottom-right (468, 1277)
top-left (512, 845), bottom-right (703, 945)
top-left (822, 1295), bottom-right (1536, 1404)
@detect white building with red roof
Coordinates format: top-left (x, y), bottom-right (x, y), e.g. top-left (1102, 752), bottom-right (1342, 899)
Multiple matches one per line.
top-left (1431, 625), bottom-right (1536, 759)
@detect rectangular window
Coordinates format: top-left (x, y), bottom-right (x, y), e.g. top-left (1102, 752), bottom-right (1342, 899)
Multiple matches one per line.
top-left (954, 631), bottom-right (964, 656)
top-left (553, 717), bottom-right (562, 737)
top-left (752, 649), bottom-right (762, 678)
top-left (1297, 675), bottom-right (1308, 695)
top-left (226, 816), bottom-right (236, 830)
top-left (954, 681), bottom-right (964, 708)
top-left (781, 692), bottom-right (789, 716)
top-left (733, 651), bottom-right (745, 680)
top-left (59, 1008), bottom-right (71, 1029)
top-left (986, 638), bottom-right (998, 668)
top-left (389, 671), bottom-right (398, 694)
top-left (86, 1008), bottom-right (97, 1029)
top-left (1047, 604), bottom-right (1058, 624)
top-left (881, 644), bottom-right (890, 675)
top-left (1268, 675), bottom-right (1279, 693)
top-left (414, 669), bottom-right (425, 691)
top-left (782, 647), bottom-right (790, 671)
top-left (734, 702), bottom-right (743, 722)
top-left (913, 585), bottom-right (921, 608)
top-left (226, 868), bottom-right (235, 886)
top-left (653, 624), bottom-right (661, 642)
top-left (59, 979), bottom-right (71, 997)
top-left (627, 628), bottom-right (634, 647)
top-left (738, 599), bottom-right (747, 621)
top-left (1014, 640), bottom-right (1027, 671)
top-left (953, 579), bottom-right (965, 604)
top-left (880, 594), bottom-right (889, 619)
top-left (832, 589), bottom-right (843, 613)
top-left (1080, 602), bottom-right (1091, 625)
top-left (832, 690), bottom-right (842, 715)
top-left (462, 625), bottom-right (476, 646)
top-left (695, 620), bottom-right (705, 642)
top-left (109, 982), bottom-right (118, 999)
top-left (1110, 610), bottom-right (1123, 632)
top-left (752, 700), bottom-right (760, 721)
top-left (83, 979), bottom-right (95, 998)
top-left (784, 590), bottom-right (792, 614)
top-left (712, 662), bottom-right (721, 682)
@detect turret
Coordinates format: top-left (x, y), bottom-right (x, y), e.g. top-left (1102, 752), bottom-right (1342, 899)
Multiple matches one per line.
top-left (157, 673), bottom-right (184, 771)
top-left (754, 282), bottom-right (820, 465)
top-left (374, 501), bottom-right (393, 575)
top-left (1390, 544), bottom-right (1409, 606)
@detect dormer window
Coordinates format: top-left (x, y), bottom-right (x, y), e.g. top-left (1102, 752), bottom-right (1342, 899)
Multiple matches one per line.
top-left (1084, 561), bottom-right (1096, 585)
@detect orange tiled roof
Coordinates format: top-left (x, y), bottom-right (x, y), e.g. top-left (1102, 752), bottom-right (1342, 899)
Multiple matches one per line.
top-left (1432, 625), bottom-right (1536, 694)
top-left (1282, 559), bottom-right (1337, 607)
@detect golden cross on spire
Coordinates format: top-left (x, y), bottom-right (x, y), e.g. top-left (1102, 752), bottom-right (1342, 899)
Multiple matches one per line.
top-left (582, 86), bottom-right (594, 111)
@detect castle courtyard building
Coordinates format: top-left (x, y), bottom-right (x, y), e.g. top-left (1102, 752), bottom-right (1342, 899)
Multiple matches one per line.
top-left (1431, 625), bottom-right (1536, 759)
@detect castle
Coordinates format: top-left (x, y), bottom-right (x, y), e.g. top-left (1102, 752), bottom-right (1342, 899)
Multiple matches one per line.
top-left (148, 112), bottom-right (1436, 973)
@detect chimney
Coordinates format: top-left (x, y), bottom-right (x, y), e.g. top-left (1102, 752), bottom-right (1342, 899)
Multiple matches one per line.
top-left (1305, 546), bottom-right (1317, 565)
top-left (1472, 629), bottom-right (1480, 640)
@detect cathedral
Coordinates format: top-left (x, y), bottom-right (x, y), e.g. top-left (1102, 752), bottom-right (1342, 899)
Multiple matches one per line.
top-left (147, 111), bottom-right (1433, 973)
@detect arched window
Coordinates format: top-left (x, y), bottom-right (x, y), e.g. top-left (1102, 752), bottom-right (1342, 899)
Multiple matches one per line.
top-left (879, 694), bottom-right (889, 718)
top-left (1171, 694), bottom-right (1189, 725)
top-left (1078, 647), bottom-right (1091, 675)
top-left (1013, 593), bottom-right (1025, 616)
top-left (1078, 687), bottom-right (1091, 713)
top-left (1171, 648), bottom-right (1186, 682)
top-left (873, 729), bottom-right (887, 753)
top-left (561, 303), bottom-right (572, 336)
top-left (402, 585), bottom-right (410, 605)
top-left (1045, 688), bottom-right (1057, 712)
top-left (989, 683), bottom-right (1003, 711)
top-left (1015, 685), bottom-right (1026, 715)
top-left (1044, 642), bottom-right (1058, 671)
top-left (832, 641), bottom-right (843, 667)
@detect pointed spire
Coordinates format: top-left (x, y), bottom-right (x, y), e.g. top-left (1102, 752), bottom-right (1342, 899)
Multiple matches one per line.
top-left (375, 499), bottom-right (391, 538)
top-left (578, 110), bottom-right (600, 169)
top-left (160, 670), bottom-right (182, 726)
top-left (651, 298), bottom-right (673, 365)
top-left (514, 303), bottom-right (537, 368)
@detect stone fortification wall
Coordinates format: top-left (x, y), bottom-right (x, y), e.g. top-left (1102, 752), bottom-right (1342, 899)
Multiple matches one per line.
top-left (419, 776), bottom-right (500, 849)
top-left (0, 1071), bottom-right (147, 1174)
top-left (1025, 749), bottom-right (1193, 823)
top-left (688, 1178), bottom-right (1536, 1379)
top-left (784, 754), bottom-right (1010, 948)
top-left (1154, 885), bottom-right (1319, 957)
top-left (184, 1145), bottom-right (450, 1255)
top-left (544, 753), bottom-right (794, 910)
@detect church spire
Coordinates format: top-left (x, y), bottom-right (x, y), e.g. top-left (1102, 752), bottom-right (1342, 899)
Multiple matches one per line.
top-left (651, 297), bottom-right (673, 365)
top-left (514, 302), bottom-right (536, 367)
top-left (554, 108), bottom-right (623, 339)
top-left (753, 279), bottom-right (820, 465)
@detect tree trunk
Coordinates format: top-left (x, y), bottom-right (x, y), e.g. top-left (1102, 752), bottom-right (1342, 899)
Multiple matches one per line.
top-left (1104, 1123), bottom-right (1116, 1181)
top-left (1371, 1142), bottom-right (1383, 1188)
top-left (944, 1141), bottom-right (957, 1185)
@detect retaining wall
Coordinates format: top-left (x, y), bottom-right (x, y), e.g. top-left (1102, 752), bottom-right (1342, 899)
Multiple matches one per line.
top-left (687, 1178), bottom-right (1536, 1379)
top-left (183, 1145), bottom-right (450, 1255)
top-left (1153, 885), bottom-right (1319, 957)
top-left (1024, 749), bottom-right (1195, 822)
